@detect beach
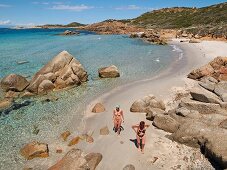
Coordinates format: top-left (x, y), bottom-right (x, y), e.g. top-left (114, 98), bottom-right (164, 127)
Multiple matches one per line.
top-left (77, 40), bottom-right (227, 170)
top-left (5, 39), bottom-right (227, 169)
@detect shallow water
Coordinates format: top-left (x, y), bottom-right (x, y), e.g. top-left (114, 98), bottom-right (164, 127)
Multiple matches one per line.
top-left (0, 28), bottom-right (182, 169)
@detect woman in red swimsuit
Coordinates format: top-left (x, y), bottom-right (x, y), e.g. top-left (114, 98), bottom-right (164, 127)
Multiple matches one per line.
top-left (132, 121), bottom-right (150, 153)
top-left (113, 105), bottom-right (124, 135)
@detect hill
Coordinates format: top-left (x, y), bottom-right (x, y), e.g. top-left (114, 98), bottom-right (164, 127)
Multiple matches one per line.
top-left (41, 22), bottom-right (86, 28)
top-left (131, 2), bottom-right (227, 29)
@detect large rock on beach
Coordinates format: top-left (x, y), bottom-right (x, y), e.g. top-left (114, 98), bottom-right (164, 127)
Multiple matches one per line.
top-left (0, 74), bottom-right (29, 92)
top-left (214, 81), bottom-right (227, 102)
top-left (98, 65), bottom-right (120, 78)
top-left (85, 153), bottom-right (103, 170)
top-left (130, 94), bottom-right (165, 113)
top-left (190, 86), bottom-right (222, 104)
top-left (187, 64), bottom-right (214, 80)
top-left (92, 103), bottom-right (105, 113)
top-left (20, 141), bottom-right (49, 160)
top-left (179, 98), bottom-right (227, 116)
top-left (170, 120), bottom-right (227, 168)
top-left (26, 51), bottom-right (88, 94)
top-left (153, 114), bottom-right (180, 133)
top-left (48, 149), bottom-right (89, 170)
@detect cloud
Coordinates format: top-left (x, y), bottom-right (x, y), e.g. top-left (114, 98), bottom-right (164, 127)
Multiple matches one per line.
top-left (0, 20), bottom-right (11, 25)
top-left (115, 5), bottom-right (151, 11)
top-left (32, 1), bottom-right (49, 5)
top-left (49, 4), bottom-right (94, 11)
top-left (0, 4), bottom-right (11, 7)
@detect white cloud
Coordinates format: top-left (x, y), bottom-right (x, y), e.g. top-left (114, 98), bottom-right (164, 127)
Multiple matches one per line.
top-left (115, 5), bottom-right (151, 10)
top-left (0, 4), bottom-right (11, 7)
top-left (49, 4), bottom-right (94, 11)
top-left (0, 20), bottom-right (11, 25)
top-left (32, 1), bottom-right (49, 5)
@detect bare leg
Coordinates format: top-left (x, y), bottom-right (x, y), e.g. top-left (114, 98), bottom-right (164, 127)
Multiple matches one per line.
top-left (117, 120), bottom-right (122, 135)
top-left (136, 135), bottom-right (141, 152)
top-left (141, 135), bottom-right (146, 154)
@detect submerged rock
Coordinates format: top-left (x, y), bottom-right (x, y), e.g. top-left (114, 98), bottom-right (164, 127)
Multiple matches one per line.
top-left (1, 74), bottom-right (29, 92)
top-left (68, 136), bottom-right (80, 146)
top-left (20, 141), bottom-right (49, 160)
top-left (60, 30), bottom-right (80, 36)
top-left (92, 103), bottom-right (105, 113)
top-left (0, 99), bottom-right (12, 110)
top-left (98, 65), bottom-right (120, 78)
top-left (61, 131), bottom-right (71, 141)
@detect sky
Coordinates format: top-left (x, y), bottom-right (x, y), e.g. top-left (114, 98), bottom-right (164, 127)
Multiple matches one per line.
top-left (0, 0), bottom-right (226, 26)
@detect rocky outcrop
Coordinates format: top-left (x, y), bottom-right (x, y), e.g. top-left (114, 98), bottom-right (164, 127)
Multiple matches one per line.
top-left (20, 141), bottom-right (49, 160)
top-left (98, 65), bottom-right (120, 78)
top-left (130, 94), bottom-right (165, 113)
top-left (60, 30), bottom-right (79, 36)
top-left (0, 74), bottom-right (29, 92)
top-left (81, 20), bottom-right (144, 35)
top-left (190, 86), bottom-right (222, 104)
top-left (188, 56), bottom-right (227, 81)
top-left (92, 103), bottom-right (105, 113)
top-left (130, 30), bottom-right (167, 45)
top-left (27, 51), bottom-right (88, 94)
top-left (153, 114), bottom-right (180, 133)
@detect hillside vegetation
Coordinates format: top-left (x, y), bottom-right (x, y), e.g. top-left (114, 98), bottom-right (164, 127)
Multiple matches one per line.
top-left (131, 2), bottom-right (227, 29)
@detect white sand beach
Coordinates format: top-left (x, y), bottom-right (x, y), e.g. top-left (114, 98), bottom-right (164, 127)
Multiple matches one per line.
top-left (78, 40), bottom-right (227, 170)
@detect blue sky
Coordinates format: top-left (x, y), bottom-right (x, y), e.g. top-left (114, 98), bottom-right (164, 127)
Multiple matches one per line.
top-left (0, 0), bottom-right (226, 26)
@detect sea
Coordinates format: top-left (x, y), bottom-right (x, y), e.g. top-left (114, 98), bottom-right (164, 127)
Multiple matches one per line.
top-left (0, 28), bottom-right (183, 169)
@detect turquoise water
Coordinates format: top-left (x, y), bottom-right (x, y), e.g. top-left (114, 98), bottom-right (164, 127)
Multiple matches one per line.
top-left (0, 28), bottom-right (181, 169)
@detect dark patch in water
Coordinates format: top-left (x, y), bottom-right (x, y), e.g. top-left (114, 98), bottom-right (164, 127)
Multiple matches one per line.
top-left (0, 100), bottom-right (33, 116)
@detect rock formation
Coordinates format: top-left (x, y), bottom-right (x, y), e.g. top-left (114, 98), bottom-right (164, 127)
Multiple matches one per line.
top-left (48, 149), bottom-right (102, 170)
top-left (1, 74), bottom-right (29, 92)
top-left (188, 56), bottom-right (227, 81)
top-left (98, 65), bottom-right (120, 78)
top-left (130, 59), bottom-right (227, 168)
top-left (20, 141), bottom-right (49, 160)
top-left (60, 30), bottom-right (80, 36)
top-left (27, 51), bottom-right (88, 94)
top-left (92, 103), bottom-right (105, 113)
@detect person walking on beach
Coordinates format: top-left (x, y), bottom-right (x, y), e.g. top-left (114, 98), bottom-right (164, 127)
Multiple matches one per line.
top-left (113, 105), bottom-right (124, 135)
top-left (132, 121), bottom-right (150, 154)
